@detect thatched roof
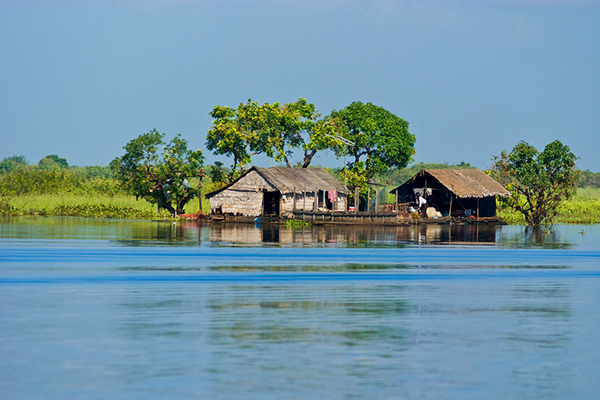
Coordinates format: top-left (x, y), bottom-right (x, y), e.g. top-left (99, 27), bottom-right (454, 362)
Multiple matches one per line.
top-left (206, 166), bottom-right (348, 198)
top-left (392, 169), bottom-right (511, 199)
top-left (254, 167), bottom-right (349, 194)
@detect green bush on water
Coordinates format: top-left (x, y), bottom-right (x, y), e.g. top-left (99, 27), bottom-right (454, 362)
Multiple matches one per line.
top-left (49, 204), bottom-right (158, 219)
top-left (285, 219), bottom-right (312, 228)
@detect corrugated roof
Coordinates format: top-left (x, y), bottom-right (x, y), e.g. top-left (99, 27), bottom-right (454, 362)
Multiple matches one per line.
top-left (399, 169), bottom-right (511, 199)
top-left (206, 166), bottom-right (348, 198)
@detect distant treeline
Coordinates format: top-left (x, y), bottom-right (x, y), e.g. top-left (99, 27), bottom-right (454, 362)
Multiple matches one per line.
top-left (578, 169), bottom-right (600, 188)
top-left (1, 155), bottom-right (600, 198)
top-left (0, 155), bottom-right (119, 196)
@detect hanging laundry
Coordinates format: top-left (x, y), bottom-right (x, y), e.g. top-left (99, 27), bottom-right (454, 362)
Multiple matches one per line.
top-left (328, 189), bottom-right (337, 203)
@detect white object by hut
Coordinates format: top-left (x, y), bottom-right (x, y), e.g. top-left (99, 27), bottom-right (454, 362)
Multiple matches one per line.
top-left (390, 169), bottom-right (511, 218)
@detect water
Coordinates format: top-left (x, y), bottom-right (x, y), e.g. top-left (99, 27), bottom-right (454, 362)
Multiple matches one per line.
top-left (1, 217), bottom-right (599, 399)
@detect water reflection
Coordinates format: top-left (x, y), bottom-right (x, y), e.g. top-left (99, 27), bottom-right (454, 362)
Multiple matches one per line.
top-left (0, 217), bottom-right (586, 249)
top-left (209, 223), bottom-right (501, 246)
top-left (496, 226), bottom-right (572, 249)
top-left (105, 278), bottom-right (578, 399)
top-left (207, 284), bottom-right (411, 345)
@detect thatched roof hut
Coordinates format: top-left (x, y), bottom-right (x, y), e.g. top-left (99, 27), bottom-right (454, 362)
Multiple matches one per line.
top-left (207, 166), bottom-right (348, 217)
top-left (391, 169), bottom-right (510, 218)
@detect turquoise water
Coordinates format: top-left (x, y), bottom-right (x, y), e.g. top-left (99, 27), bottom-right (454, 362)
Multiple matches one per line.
top-left (1, 217), bottom-right (599, 399)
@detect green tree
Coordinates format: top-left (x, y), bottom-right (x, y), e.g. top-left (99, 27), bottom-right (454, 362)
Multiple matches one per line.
top-left (110, 129), bottom-right (204, 216)
top-left (577, 169), bottom-right (600, 188)
top-left (491, 140), bottom-right (579, 225)
top-left (329, 101), bottom-right (415, 189)
top-left (206, 98), bottom-right (343, 182)
top-left (252, 98), bottom-right (343, 168)
top-left (0, 155), bottom-right (28, 174)
top-left (38, 154), bottom-right (68, 169)
top-left (206, 102), bottom-right (261, 181)
top-left (206, 162), bottom-right (231, 188)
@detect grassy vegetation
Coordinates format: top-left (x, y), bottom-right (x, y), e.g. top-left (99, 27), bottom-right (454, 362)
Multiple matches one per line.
top-left (1, 160), bottom-right (599, 223)
top-left (498, 187), bottom-right (600, 225)
top-left (0, 163), bottom-right (217, 219)
top-left (0, 181), bottom-right (213, 219)
top-left (0, 194), bottom-right (163, 219)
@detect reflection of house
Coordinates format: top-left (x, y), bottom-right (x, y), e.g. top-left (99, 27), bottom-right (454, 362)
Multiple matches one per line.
top-left (391, 169), bottom-right (511, 218)
top-left (207, 167), bottom-right (349, 218)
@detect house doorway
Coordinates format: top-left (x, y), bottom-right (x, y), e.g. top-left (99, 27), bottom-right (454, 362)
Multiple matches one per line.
top-left (263, 191), bottom-right (280, 215)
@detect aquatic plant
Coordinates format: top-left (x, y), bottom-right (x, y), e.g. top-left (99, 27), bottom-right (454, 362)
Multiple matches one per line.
top-left (285, 219), bottom-right (312, 228)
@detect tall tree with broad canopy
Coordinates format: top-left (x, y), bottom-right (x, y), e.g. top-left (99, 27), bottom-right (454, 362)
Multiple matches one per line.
top-left (491, 140), bottom-right (578, 225)
top-left (38, 154), bottom-right (68, 169)
top-left (329, 101), bottom-right (415, 190)
top-left (110, 130), bottom-right (204, 217)
top-left (206, 98), bottom-right (343, 183)
top-left (0, 155), bottom-right (28, 174)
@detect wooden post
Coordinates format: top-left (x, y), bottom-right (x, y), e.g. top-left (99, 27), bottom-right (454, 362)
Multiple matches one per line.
top-left (368, 187), bottom-right (371, 213)
top-left (355, 187), bottom-right (359, 213)
top-left (313, 188), bottom-right (317, 211)
top-left (303, 187), bottom-right (306, 211)
top-left (477, 198), bottom-right (480, 219)
top-left (449, 193), bottom-right (453, 218)
top-left (385, 187), bottom-right (388, 211)
top-left (293, 187), bottom-right (297, 211)
top-left (198, 167), bottom-right (204, 215)
top-left (395, 188), bottom-right (399, 214)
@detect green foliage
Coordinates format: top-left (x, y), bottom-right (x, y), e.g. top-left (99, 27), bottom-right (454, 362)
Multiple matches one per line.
top-left (577, 169), bottom-right (600, 188)
top-left (49, 204), bottom-right (157, 219)
top-left (285, 219), bottom-right (312, 228)
top-left (0, 155), bottom-right (28, 174)
top-left (38, 154), bottom-right (68, 169)
top-left (497, 187), bottom-right (600, 225)
top-left (0, 197), bottom-right (158, 219)
top-left (206, 161), bottom-right (231, 188)
top-left (206, 98), bottom-right (344, 181)
top-left (68, 165), bottom-right (115, 180)
top-left (329, 101), bottom-right (415, 188)
top-left (0, 198), bottom-right (20, 215)
top-left (0, 166), bottom-right (122, 196)
top-left (110, 129), bottom-right (204, 216)
top-left (491, 140), bottom-right (579, 225)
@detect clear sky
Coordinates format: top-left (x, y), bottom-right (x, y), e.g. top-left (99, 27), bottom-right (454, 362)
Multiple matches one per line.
top-left (2, 0), bottom-right (599, 172)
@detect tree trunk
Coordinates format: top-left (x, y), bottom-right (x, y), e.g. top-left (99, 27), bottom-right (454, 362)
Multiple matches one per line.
top-left (198, 168), bottom-right (204, 215)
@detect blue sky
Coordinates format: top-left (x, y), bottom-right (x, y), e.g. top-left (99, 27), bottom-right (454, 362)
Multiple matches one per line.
top-left (2, 0), bottom-right (599, 171)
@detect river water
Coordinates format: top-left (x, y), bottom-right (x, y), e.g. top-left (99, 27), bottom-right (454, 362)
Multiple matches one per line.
top-left (1, 217), bottom-right (599, 399)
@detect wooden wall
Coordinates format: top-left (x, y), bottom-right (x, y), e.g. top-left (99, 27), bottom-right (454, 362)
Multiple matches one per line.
top-left (209, 170), bottom-right (348, 217)
top-left (209, 170), bottom-right (274, 217)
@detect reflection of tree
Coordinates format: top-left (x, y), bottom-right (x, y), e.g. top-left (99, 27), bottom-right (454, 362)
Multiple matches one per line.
top-left (113, 221), bottom-right (202, 246)
top-left (208, 285), bottom-right (410, 346)
top-left (497, 226), bottom-right (571, 249)
top-left (210, 264), bottom-right (410, 272)
top-left (503, 283), bottom-right (571, 349)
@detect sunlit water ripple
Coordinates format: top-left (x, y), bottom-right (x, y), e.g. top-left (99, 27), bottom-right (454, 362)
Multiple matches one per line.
top-left (1, 218), bottom-right (599, 399)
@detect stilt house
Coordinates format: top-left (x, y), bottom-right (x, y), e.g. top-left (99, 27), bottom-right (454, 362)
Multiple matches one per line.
top-left (391, 169), bottom-right (511, 218)
top-left (207, 167), bottom-right (349, 218)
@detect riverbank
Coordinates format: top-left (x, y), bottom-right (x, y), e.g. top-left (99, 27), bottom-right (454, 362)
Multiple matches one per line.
top-left (2, 188), bottom-right (599, 224)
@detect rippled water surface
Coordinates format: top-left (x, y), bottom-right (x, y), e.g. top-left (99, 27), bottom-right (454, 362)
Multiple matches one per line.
top-left (1, 217), bottom-right (599, 399)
